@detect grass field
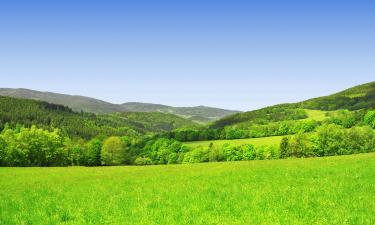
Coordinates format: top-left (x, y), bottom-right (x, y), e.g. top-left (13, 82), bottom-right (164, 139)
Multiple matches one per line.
top-left (1, 153), bottom-right (374, 225)
top-left (184, 135), bottom-right (284, 148)
top-left (304, 109), bottom-right (329, 121)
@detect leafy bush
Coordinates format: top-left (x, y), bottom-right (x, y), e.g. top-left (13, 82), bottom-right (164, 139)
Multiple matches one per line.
top-left (134, 157), bottom-right (152, 166)
top-left (183, 146), bottom-right (210, 163)
top-left (0, 126), bottom-right (69, 166)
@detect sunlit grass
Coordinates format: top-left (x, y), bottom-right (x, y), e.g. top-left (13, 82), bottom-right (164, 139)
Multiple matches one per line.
top-left (303, 109), bottom-right (329, 121)
top-left (1, 153), bottom-right (374, 224)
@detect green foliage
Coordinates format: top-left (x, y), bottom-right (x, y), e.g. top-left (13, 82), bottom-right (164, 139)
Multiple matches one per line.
top-left (325, 110), bottom-right (366, 128)
top-left (208, 144), bottom-right (224, 162)
top-left (183, 146), bottom-right (210, 163)
top-left (0, 136), bottom-right (7, 166)
top-left (0, 96), bottom-right (199, 140)
top-left (211, 104), bottom-right (308, 129)
top-left (278, 125), bottom-right (375, 158)
top-left (134, 157), bottom-right (152, 166)
top-left (0, 89), bottom-right (239, 122)
top-left (300, 82), bottom-right (375, 110)
top-left (68, 143), bottom-right (87, 166)
top-left (85, 139), bottom-right (102, 166)
top-left (0, 96), bottom-right (140, 139)
top-left (286, 133), bottom-right (314, 158)
top-left (364, 111), bottom-right (375, 128)
top-left (101, 137), bottom-right (127, 166)
top-left (279, 136), bottom-right (289, 159)
top-left (121, 102), bottom-right (240, 122)
top-left (207, 82), bottom-right (374, 131)
top-left (313, 124), bottom-right (345, 156)
top-left (0, 126), bottom-right (68, 166)
top-left (110, 112), bottom-right (199, 133)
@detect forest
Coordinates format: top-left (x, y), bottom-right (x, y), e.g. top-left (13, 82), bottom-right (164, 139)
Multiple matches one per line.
top-left (0, 82), bottom-right (374, 167)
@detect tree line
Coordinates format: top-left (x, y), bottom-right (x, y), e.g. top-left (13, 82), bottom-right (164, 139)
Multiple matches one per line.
top-left (167, 109), bottom-right (371, 142)
top-left (0, 118), bottom-right (374, 167)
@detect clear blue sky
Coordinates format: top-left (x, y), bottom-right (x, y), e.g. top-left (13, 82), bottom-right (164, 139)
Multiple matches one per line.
top-left (0, 0), bottom-right (374, 111)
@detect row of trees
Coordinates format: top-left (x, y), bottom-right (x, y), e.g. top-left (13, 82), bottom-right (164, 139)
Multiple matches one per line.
top-left (169, 120), bottom-right (319, 142)
top-left (280, 124), bottom-right (375, 158)
top-left (0, 126), bottom-right (132, 167)
top-left (1, 122), bottom-right (374, 167)
top-left (169, 110), bottom-right (374, 142)
top-left (181, 124), bottom-right (375, 164)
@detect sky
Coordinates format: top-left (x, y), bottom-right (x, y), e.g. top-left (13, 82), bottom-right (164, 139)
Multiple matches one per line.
top-left (0, 0), bottom-right (374, 111)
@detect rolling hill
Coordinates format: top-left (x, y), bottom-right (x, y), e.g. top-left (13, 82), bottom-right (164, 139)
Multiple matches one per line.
top-left (0, 96), bottom-right (199, 139)
top-left (211, 81), bottom-right (375, 129)
top-left (122, 102), bottom-right (240, 122)
top-left (0, 88), bottom-right (239, 122)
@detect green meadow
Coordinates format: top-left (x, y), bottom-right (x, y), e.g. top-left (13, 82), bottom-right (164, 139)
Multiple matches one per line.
top-left (304, 109), bottom-right (329, 121)
top-left (184, 135), bottom-right (284, 148)
top-left (1, 153), bottom-right (375, 225)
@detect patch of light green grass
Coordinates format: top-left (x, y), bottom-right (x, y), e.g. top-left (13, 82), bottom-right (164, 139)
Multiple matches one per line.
top-left (303, 109), bottom-right (329, 121)
top-left (1, 153), bottom-right (374, 224)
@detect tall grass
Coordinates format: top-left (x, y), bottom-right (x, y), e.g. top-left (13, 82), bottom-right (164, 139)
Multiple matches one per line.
top-left (1, 153), bottom-right (374, 224)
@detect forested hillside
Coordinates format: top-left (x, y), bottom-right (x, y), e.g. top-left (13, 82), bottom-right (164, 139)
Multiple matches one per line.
top-left (299, 82), bottom-right (375, 110)
top-left (0, 96), bottom-right (198, 139)
top-left (211, 82), bottom-right (375, 129)
top-left (0, 88), bottom-right (125, 114)
top-left (0, 88), bottom-right (239, 122)
top-left (0, 82), bottom-right (374, 167)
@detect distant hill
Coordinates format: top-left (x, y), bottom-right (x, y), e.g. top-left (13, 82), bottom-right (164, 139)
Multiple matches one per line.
top-left (0, 96), bottom-right (199, 139)
top-left (0, 88), bottom-right (125, 114)
top-left (121, 102), bottom-right (240, 122)
top-left (211, 81), bottom-right (375, 129)
top-left (0, 88), bottom-right (240, 122)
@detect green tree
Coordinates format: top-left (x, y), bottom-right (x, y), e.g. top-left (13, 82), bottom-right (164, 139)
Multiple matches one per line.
top-left (101, 136), bottom-right (126, 166)
top-left (0, 136), bottom-right (7, 166)
top-left (86, 138), bottom-right (102, 166)
top-left (279, 136), bottom-right (290, 158)
top-left (313, 124), bottom-right (345, 156)
top-left (364, 111), bottom-right (375, 128)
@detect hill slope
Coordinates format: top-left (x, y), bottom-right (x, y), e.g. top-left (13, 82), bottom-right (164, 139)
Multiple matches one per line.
top-left (122, 102), bottom-right (240, 121)
top-left (0, 96), bottom-right (198, 139)
top-left (0, 88), bottom-right (125, 114)
top-left (299, 81), bottom-right (375, 110)
top-left (211, 81), bottom-right (375, 128)
top-left (0, 88), bottom-right (239, 122)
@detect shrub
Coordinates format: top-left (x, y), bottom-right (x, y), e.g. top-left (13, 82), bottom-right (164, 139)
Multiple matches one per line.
top-left (134, 157), bottom-right (152, 166)
top-left (208, 144), bottom-right (224, 162)
top-left (313, 124), bottom-right (345, 156)
top-left (223, 144), bottom-right (243, 161)
top-left (279, 136), bottom-right (290, 159)
top-left (183, 146), bottom-right (210, 163)
top-left (241, 144), bottom-right (256, 160)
